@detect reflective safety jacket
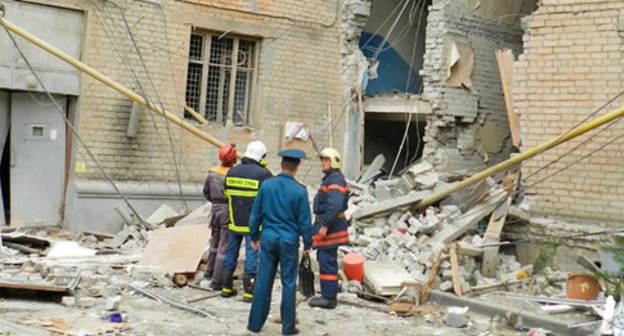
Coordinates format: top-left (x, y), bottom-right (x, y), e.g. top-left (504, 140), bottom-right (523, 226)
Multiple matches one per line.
top-left (203, 165), bottom-right (230, 206)
top-left (224, 158), bottom-right (272, 234)
top-left (312, 169), bottom-right (350, 250)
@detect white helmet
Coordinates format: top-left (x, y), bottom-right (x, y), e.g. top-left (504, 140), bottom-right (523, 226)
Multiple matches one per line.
top-left (244, 140), bottom-right (267, 162)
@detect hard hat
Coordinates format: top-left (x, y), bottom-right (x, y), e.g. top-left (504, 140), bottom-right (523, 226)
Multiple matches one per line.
top-left (318, 148), bottom-right (342, 169)
top-left (244, 140), bottom-right (267, 162)
top-left (219, 143), bottom-right (237, 164)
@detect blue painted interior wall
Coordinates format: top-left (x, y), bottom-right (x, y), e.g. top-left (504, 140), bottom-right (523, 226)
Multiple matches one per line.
top-left (359, 32), bottom-right (423, 96)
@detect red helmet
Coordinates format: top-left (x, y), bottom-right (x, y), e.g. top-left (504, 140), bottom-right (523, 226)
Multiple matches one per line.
top-left (219, 143), bottom-right (237, 164)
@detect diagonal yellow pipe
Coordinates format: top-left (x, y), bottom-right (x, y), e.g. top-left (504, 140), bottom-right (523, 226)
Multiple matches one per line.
top-left (411, 104), bottom-right (624, 211)
top-left (0, 15), bottom-right (243, 159)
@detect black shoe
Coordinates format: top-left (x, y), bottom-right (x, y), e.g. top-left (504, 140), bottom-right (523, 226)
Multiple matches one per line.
top-left (283, 328), bottom-right (299, 335)
top-left (204, 271), bottom-right (213, 280)
top-left (309, 296), bottom-right (337, 309)
top-left (210, 281), bottom-right (222, 291)
top-left (247, 325), bottom-right (259, 333)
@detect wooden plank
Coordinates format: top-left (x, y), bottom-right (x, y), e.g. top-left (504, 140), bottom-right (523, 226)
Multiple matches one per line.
top-left (482, 172), bottom-right (518, 277)
top-left (496, 49), bottom-right (521, 149)
top-left (138, 225), bottom-right (210, 273)
top-left (449, 244), bottom-right (462, 297)
top-left (351, 190), bottom-right (431, 220)
top-left (428, 188), bottom-right (507, 245)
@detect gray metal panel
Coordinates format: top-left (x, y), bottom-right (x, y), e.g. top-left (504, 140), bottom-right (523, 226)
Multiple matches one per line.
top-left (10, 92), bottom-right (65, 226)
top-left (0, 1), bottom-right (83, 95)
top-left (0, 91), bottom-right (8, 225)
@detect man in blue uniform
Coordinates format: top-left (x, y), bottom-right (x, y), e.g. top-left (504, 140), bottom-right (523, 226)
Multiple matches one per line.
top-left (247, 149), bottom-right (312, 335)
top-left (309, 148), bottom-right (349, 309)
top-left (222, 140), bottom-right (273, 301)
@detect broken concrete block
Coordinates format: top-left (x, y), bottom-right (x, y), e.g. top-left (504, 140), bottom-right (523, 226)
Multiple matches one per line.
top-left (440, 260), bottom-right (451, 270)
top-left (439, 281), bottom-right (454, 292)
top-left (356, 235), bottom-right (372, 247)
top-left (442, 270), bottom-right (453, 281)
top-left (407, 161), bottom-right (433, 176)
top-left (78, 297), bottom-right (99, 308)
top-left (373, 185), bottom-right (392, 201)
top-left (445, 313), bottom-right (470, 328)
top-left (105, 296), bottom-right (122, 311)
top-left (363, 227), bottom-right (383, 239)
top-left (347, 280), bottom-right (363, 293)
top-left (61, 296), bottom-right (76, 307)
top-left (414, 171), bottom-right (439, 190)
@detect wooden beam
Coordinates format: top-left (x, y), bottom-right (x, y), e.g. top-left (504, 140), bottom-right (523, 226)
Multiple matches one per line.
top-left (428, 188), bottom-right (507, 245)
top-left (351, 190), bottom-right (431, 220)
top-left (449, 244), bottom-right (462, 297)
top-left (496, 49), bottom-right (521, 149)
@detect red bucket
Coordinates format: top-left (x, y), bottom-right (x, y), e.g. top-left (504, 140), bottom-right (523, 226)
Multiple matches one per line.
top-left (343, 253), bottom-right (364, 284)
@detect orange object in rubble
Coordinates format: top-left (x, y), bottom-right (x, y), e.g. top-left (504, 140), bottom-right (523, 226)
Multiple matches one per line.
top-left (566, 273), bottom-right (600, 301)
top-left (343, 253), bottom-right (365, 284)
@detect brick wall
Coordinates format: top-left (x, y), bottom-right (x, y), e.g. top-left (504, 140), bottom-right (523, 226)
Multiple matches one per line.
top-left (76, 0), bottom-right (344, 185)
top-left (420, 0), bottom-right (529, 171)
top-left (515, 0), bottom-right (624, 222)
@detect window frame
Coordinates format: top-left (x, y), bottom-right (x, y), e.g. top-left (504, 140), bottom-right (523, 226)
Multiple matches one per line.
top-left (185, 30), bottom-right (260, 126)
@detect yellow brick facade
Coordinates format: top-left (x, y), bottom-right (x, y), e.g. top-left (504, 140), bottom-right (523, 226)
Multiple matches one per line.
top-left (515, 1), bottom-right (624, 222)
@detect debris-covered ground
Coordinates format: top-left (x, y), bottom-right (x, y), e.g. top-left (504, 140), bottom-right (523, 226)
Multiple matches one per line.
top-left (0, 160), bottom-right (616, 335)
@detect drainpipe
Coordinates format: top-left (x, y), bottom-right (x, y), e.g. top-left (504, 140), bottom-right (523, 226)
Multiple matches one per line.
top-left (0, 15), bottom-right (242, 159)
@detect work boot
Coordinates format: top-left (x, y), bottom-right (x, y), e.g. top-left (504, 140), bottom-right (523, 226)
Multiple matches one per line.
top-left (243, 273), bottom-right (256, 303)
top-left (221, 269), bottom-right (238, 298)
top-left (308, 296), bottom-right (337, 309)
top-left (210, 281), bottom-right (222, 291)
top-left (283, 328), bottom-right (300, 335)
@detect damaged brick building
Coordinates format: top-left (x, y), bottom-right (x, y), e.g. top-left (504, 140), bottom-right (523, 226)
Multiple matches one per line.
top-left (0, 0), bottom-right (622, 257)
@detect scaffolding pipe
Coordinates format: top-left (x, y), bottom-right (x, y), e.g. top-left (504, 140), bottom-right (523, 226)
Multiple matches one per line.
top-left (411, 104), bottom-right (624, 211)
top-left (0, 15), bottom-right (242, 159)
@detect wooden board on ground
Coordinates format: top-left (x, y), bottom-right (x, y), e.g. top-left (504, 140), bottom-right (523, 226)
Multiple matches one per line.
top-left (364, 261), bottom-right (410, 296)
top-left (138, 225), bottom-right (210, 273)
top-left (19, 314), bottom-right (130, 336)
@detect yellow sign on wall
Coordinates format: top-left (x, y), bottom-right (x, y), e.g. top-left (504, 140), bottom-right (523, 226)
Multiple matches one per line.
top-left (75, 162), bottom-right (86, 173)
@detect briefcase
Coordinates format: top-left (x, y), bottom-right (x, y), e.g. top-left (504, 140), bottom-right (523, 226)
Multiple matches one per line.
top-left (298, 253), bottom-right (315, 297)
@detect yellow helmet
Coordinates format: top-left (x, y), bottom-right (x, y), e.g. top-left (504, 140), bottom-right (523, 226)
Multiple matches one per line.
top-left (318, 148), bottom-right (342, 169)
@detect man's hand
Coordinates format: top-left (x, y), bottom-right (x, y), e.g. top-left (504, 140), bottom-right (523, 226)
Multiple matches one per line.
top-left (251, 241), bottom-right (260, 249)
top-left (319, 225), bottom-right (328, 238)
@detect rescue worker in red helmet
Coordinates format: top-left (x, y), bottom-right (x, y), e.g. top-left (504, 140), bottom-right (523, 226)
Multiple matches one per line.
top-left (309, 148), bottom-right (349, 309)
top-left (203, 143), bottom-right (237, 290)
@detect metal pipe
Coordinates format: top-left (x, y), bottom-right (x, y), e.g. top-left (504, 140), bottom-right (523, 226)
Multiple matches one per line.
top-left (0, 15), bottom-right (242, 158)
top-left (412, 104), bottom-right (624, 211)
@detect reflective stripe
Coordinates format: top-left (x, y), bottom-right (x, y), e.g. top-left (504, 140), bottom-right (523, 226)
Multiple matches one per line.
top-left (319, 274), bottom-right (338, 281)
top-left (222, 288), bottom-right (233, 293)
top-left (226, 177), bottom-right (259, 190)
top-left (243, 293), bottom-right (253, 298)
top-left (225, 188), bottom-right (259, 233)
top-left (319, 184), bottom-right (348, 193)
top-left (225, 190), bottom-right (258, 197)
top-left (229, 223), bottom-right (250, 233)
top-left (313, 230), bottom-right (349, 247)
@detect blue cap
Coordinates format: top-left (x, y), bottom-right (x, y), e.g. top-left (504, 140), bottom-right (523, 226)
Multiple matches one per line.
top-left (278, 149), bottom-right (306, 163)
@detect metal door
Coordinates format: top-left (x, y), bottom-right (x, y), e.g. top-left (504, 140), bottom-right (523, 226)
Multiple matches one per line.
top-left (0, 91), bottom-right (8, 225)
top-left (10, 92), bottom-right (66, 225)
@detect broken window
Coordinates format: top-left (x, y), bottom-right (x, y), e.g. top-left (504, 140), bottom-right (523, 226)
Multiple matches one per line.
top-left (184, 32), bottom-right (257, 125)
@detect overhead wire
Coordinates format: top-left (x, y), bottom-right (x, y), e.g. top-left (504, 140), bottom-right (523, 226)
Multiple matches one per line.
top-left (88, 0), bottom-right (192, 211)
top-left (0, 14), bottom-right (150, 230)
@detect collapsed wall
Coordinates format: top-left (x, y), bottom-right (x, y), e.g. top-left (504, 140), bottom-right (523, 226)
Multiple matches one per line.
top-left (420, 0), bottom-right (536, 172)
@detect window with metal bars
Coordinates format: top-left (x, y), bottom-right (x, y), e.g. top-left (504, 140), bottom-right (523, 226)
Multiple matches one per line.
top-left (185, 32), bottom-right (257, 125)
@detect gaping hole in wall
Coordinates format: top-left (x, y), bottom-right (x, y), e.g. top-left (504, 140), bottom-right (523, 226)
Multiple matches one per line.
top-left (364, 114), bottom-right (426, 176)
top-left (359, 0), bottom-right (432, 175)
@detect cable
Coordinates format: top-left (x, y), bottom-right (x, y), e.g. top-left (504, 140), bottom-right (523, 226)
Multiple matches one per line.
top-left (387, 0), bottom-right (426, 179)
top-left (0, 16), bottom-right (150, 230)
top-left (177, 0), bottom-right (340, 29)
